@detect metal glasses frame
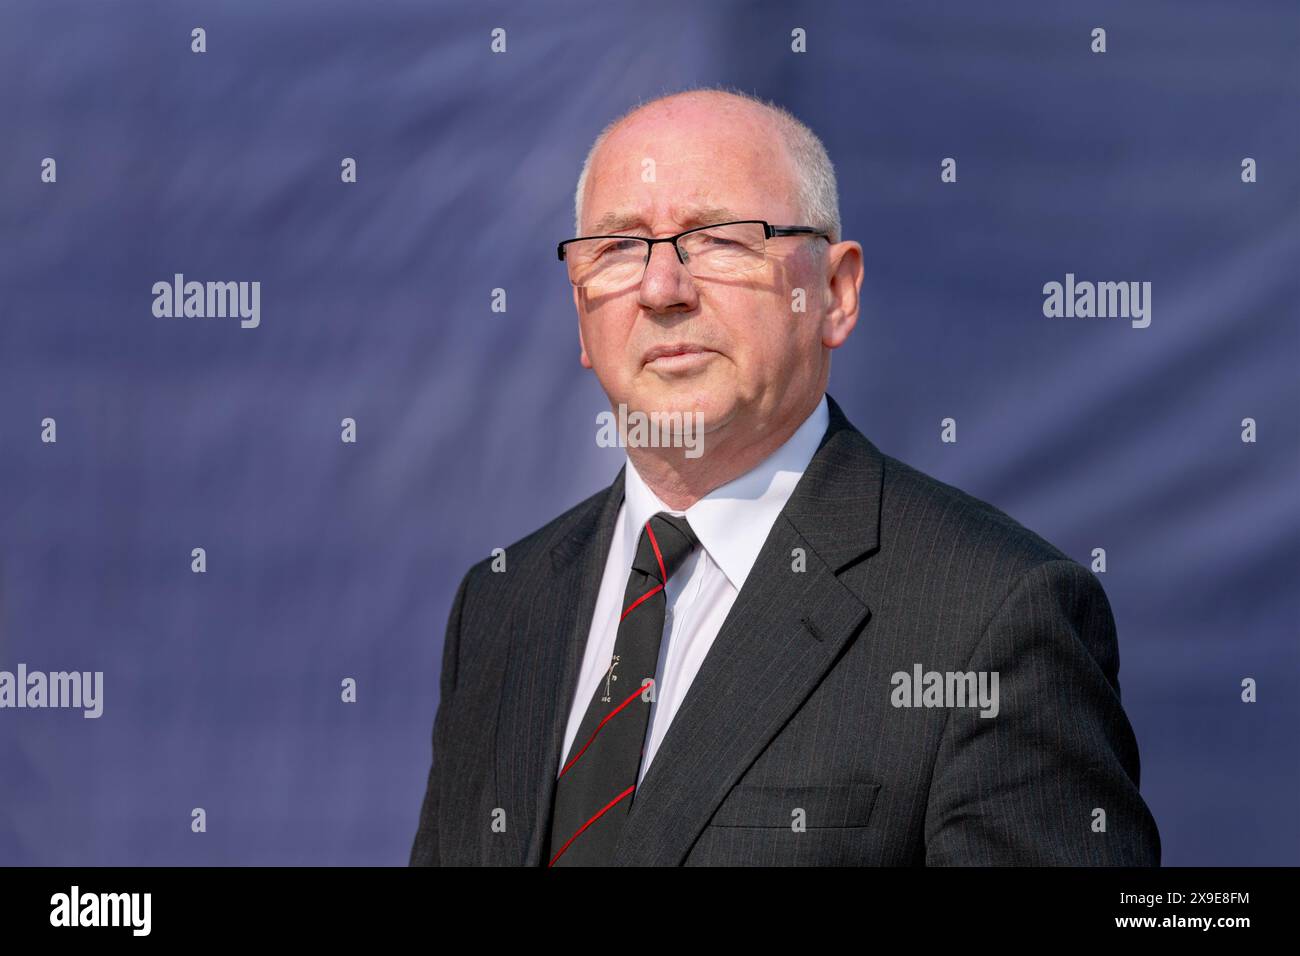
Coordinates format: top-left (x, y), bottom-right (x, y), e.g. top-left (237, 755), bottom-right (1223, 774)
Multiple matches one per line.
top-left (556, 219), bottom-right (831, 273)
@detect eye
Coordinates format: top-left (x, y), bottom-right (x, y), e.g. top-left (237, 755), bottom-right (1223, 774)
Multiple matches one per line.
top-left (593, 238), bottom-right (641, 256)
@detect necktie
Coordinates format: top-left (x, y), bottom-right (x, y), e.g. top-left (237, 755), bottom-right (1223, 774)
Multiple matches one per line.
top-left (546, 511), bottom-right (699, 866)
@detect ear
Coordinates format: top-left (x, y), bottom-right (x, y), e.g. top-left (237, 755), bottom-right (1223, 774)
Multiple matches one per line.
top-left (576, 286), bottom-right (593, 368)
top-left (820, 240), bottom-right (864, 349)
top-left (579, 329), bottom-right (592, 368)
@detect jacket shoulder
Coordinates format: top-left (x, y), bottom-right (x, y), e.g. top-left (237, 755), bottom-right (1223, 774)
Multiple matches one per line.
top-left (876, 449), bottom-right (1078, 580)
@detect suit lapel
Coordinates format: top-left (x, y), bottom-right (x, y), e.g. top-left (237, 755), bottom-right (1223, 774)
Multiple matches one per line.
top-left (610, 394), bottom-right (884, 865)
top-left (495, 466), bottom-right (625, 866)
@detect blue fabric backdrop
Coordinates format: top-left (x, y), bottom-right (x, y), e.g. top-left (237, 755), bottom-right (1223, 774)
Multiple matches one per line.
top-left (0, 0), bottom-right (1296, 865)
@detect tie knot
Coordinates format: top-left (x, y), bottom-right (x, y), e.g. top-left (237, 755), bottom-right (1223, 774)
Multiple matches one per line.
top-left (631, 512), bottom-right (698, 584)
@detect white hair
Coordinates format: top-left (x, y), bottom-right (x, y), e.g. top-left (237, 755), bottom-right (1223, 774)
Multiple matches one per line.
top-left (573, 85), bottom-right (842, 244)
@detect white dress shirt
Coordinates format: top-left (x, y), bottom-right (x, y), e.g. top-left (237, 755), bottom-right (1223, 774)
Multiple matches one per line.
top-left (558, 393), bottom-right (830, 785)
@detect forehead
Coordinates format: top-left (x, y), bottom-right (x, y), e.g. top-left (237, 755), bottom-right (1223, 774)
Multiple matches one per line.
top-left (581, 100), bottom-right (800, 233)
top-left (590, 202), bottom-right (747, 235)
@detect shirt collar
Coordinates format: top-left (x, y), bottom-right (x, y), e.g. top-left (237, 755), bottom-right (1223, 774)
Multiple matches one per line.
top-left (621, 394), bottom-right (830, 591)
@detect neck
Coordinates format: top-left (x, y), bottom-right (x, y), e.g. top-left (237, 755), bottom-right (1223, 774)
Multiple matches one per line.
top-left (625, 393), bottom-right (822, 511)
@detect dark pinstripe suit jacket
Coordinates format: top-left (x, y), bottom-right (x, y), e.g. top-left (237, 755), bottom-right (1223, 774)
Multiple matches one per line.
top-left (409, 393), bottom-right (1161, 866)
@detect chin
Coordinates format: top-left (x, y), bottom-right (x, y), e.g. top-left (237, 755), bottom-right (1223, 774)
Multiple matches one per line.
top-left (625, 383), bottom-right (734, 431)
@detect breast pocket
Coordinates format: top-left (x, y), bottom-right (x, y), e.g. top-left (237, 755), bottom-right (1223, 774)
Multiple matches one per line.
top-left (709, 781), bottom-right (881, 829)
top-left (691, 781), bottom-right (882, 866)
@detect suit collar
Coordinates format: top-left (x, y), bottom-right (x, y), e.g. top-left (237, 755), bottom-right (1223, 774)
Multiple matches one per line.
top-left (784, 391), bottom-right (883, 574)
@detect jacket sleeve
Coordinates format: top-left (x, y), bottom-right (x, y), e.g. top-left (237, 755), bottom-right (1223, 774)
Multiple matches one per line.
top-left (408, 568), bottom-right (471, 866)
top-left (924, 559), bottom-right (1161, 865)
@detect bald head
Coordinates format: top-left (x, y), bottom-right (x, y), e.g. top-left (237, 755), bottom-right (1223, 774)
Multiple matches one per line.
top-left (573, 87), bottom-right (841, 244)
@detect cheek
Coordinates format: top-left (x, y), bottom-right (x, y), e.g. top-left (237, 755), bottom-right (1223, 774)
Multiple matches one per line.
top-left (580, 314), bottom-right (615, 355)
top-left (748, 304), bottom-right (813, 382)
top-left (743, 307), bottom-right (796, 365)
top-left (582, 314), bottom-right (638, 380)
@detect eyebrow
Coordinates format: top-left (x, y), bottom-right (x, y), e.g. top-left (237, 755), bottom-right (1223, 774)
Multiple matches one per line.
top-left (590, 205), bottom-right (740, 235)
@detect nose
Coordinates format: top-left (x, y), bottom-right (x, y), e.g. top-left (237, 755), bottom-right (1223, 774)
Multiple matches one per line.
top-left (637, 239), bottom-right (697, 314)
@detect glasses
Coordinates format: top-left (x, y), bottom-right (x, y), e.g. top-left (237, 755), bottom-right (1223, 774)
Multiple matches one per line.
top-left (557, 219), bottom-right (830, 292)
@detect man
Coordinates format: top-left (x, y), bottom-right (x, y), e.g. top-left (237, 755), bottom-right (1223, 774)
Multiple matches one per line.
top-left (409, 87), bottom-right (1161, 866)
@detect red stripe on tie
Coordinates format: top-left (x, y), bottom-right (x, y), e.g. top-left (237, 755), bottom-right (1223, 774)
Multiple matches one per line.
top-left (557, 681), bottom-right (654, 778)
top-left (619, 583), bottom-right (663, 621)
top-left (645, 519), bottom-right (668, 582)
top-left (548, 784), bottom-right (636, 867)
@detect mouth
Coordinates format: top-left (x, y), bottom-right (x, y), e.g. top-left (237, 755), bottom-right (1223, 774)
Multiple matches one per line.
top-left (642, 343), bottom-right (717, 371)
